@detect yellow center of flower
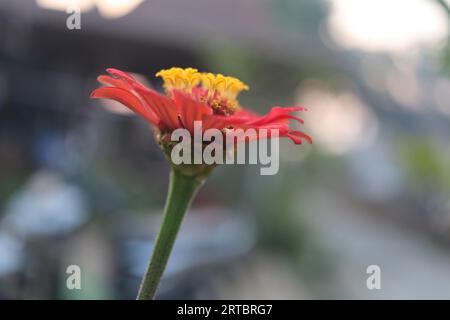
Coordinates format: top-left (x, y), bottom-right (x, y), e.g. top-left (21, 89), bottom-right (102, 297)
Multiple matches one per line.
top-left (156, 67), bottom-right (249, 115)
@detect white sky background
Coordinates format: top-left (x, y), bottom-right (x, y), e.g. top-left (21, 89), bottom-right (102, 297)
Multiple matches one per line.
top-left (327, 0), bottom-right (450, 52)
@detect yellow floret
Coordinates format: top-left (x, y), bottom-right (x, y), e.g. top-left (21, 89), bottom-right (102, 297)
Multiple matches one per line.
top-left (156, 67), bottom-right (201, 93)
top-left (201, 73), bottom-right (249, 100)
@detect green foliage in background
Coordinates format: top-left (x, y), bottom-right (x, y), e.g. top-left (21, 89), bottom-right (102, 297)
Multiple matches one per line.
top-left (398, 138), bottom-right (450, 195)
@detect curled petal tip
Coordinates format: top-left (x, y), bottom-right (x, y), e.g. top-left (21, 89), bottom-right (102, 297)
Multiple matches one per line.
top-left (106, 68), bottom-right (135, 81)
top-left (90, 90), bottom-right (100, 99)
top-left (288, 131), bottom-right (313, 145)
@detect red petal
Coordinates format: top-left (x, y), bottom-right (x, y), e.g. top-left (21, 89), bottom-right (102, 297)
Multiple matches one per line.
top-left (286, 131), bottom-right (313, 144)
top-left (247, 107), bottom-right (306, 126)
top-left (136, 89), bottom-right (180, 130)
top-left (91, 87), bottom-right (159, 125)
top-left (172, 90), bottom-right (212, 133)
top-left (106, 68), bottom-right (136, 82)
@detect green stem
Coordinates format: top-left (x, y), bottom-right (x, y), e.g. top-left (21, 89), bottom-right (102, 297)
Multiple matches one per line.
top-left (137, 168), bottom-right (205, 300)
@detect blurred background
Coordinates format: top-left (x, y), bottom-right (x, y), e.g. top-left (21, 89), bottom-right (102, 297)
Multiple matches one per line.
top-left (1, 0), bottom-right (450, 299)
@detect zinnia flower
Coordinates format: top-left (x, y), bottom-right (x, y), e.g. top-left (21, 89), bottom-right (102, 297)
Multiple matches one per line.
top-left (90, 67), bottom-right (311, 300)
top-left (91, 67), bottom-right (312, 145)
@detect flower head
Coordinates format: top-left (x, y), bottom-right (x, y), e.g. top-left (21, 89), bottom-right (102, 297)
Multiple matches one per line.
top-left (90, 67), bottom-right (312, 145)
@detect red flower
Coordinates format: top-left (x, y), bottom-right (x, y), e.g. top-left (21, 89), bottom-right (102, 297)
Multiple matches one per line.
top-left (90, 68), bottom-right (312, 144)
